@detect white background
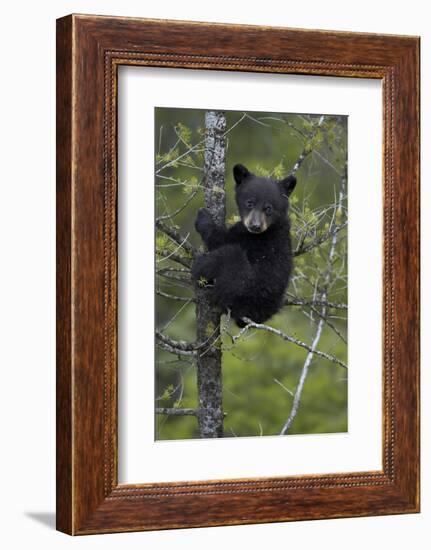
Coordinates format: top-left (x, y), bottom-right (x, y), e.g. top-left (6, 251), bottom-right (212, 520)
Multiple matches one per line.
top-left (0, 1), bottom-right (428, 548)
top-left (118, 68), bottom-right (382, 483)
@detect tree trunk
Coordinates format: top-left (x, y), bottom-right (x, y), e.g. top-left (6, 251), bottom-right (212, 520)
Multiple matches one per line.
top-left (195, 111), bottom-right (226, 438)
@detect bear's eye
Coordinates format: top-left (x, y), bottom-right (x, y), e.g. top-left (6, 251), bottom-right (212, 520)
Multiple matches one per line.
top-left (264, 205), bottom-right (273, 216)
top-left (245, 199), bottom-right (255, 210)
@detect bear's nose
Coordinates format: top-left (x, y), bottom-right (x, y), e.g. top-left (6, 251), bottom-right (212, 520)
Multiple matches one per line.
top-left (249, 224), bottom-right (261, 233)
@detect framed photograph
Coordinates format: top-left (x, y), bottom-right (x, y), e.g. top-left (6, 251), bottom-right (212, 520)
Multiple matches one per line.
top-left (56, 14), bottom-right (420, 535)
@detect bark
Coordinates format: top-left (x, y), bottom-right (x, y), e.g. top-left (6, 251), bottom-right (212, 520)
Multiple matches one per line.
top-left (195, 111), bottom-right (226, 438)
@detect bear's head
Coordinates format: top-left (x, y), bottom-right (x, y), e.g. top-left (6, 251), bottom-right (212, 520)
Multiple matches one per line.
top-left (233, 163), bottom-right (297, 234)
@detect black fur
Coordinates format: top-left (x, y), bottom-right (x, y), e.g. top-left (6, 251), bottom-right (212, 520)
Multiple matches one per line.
top-left (192, 164), bottom-right (296, 327)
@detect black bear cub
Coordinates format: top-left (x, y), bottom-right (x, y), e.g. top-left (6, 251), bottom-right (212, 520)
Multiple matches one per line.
top-left (191, 163), bottom-right (296, 327)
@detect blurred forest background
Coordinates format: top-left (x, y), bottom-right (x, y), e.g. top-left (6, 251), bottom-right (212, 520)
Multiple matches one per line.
top-left (155, 107), bottom-right (348, 440)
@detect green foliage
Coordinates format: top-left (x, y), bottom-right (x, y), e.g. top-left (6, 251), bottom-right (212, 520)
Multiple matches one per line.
top-left (159, 384), bottom-right (174, 401)
top-left (182, 176), bottom-right (200, 195)
top-left (155, 232), bottom-right (170, 250)
top-left (175, 122), bottom-right (192, 146)
top-left (156, 147), bottom-right (180, 166)
top-left (254, 164), bottom-right (271, 177)
top-left (197, 276), bottom-right (208, 288)
top-left (227, 214), bottom-right (241, 225)
top-left (272, 159), bottom-right (286, 179)
top-left (204, 321), bottom-right (217, 338)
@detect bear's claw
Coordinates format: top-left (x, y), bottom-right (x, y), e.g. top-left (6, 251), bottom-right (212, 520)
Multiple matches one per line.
top-left (195, 207), bottom-right (214, 236)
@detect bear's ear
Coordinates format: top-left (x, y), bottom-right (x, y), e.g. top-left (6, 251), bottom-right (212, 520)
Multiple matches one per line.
top-left (233, 164), bottom-right (250, 186)
top-left (279, 174), bottom-right (297, 197)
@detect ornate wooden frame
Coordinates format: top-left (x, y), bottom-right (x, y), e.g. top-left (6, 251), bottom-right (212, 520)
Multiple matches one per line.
top-left (56, 14), bottom-right (420, 535)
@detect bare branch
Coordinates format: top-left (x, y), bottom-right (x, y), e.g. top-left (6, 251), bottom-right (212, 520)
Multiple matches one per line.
top-left (280, 314), bottom-right (327, 434)
top-left (290, 148), bottom-right (310, 175)
top-left (312, 149), bottom-right (343, 177)
top-left (156, 407), bottom-right (197, 416)
top-left (156, 271), bottom-right (192, 287)
top-left (156, 139), bottom-right (205, 174)
top-left (273, 378), bottom-right (294, 397)
top-left (223, 113), bottom-right (247, 136)
top-left (156, 320), bottom-right (222, 358)
top-left (308, 304), bottom-right (347, 344)
top-left (156, 289), bottom-right (195, 303)
top-left (294, 221), bottom-right (347, 256)
top-left (155, 331), bottom-right (198, 357)
top-left (161, 299), bottom-right (194, 332)
top-left (156, 247), bottom-right (192, 268)
top-left (236, 318), bottom-right (347, 370)
top-left (281, 162), bottom-right (348, 434)
top-left (156, 267), bottom-right (189, 275)
top-left (156, 219), bottom-right (196, 257)
top-left (284, 297), bottom-right (347, 310)
top-left (156, 188), bottom-right (199, 222)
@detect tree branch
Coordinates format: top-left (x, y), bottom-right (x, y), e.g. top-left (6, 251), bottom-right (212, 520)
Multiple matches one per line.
top-left (156, 407), bottom-right (228, 418)
top-left (284, 297), bottom-right (347, 310)
top-left (156, 188), bottom-right (199, 222)
top-left (156, 270), bottom-right (192, 286)
top-left (280, 314), bottom-right (327, 434)
top-left (156, 248), bottom-right (192, 268)
top-left (155, 407), bottom-right (197, 416)
top-left (281, 163), bottom-right (347, 434)
top-left (236, 318), bottom-right (347, 370)
top-left (290, 148), bottom-right (310, 175)
top-left (155, 331), bottom-right (198, 357)
top-left (294, 221), bottom-right (347, 256)
top-left (156, 289), bottom-right (196, 303)
top-left (156, 139), bottom-right (205, 174)
top-left (155, 219), bottom-right (196, 257)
